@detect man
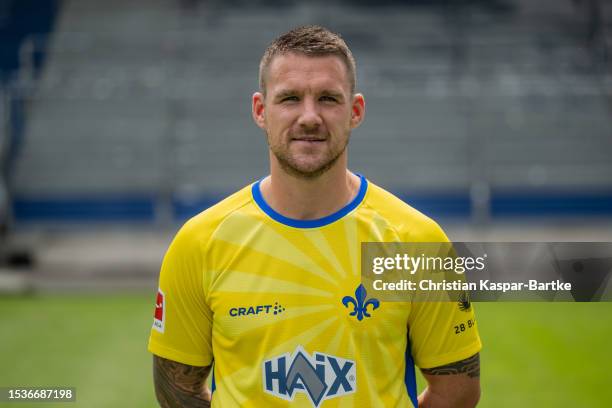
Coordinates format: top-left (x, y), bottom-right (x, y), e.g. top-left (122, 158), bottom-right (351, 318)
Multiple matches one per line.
top-left (149, 25), bottom-right (481, 407)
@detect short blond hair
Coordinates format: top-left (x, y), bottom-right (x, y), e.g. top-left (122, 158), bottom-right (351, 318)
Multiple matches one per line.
top-left (259, 25), bottom-right (357, 95)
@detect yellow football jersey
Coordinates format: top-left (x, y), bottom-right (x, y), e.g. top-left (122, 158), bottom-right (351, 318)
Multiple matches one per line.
top-left (148, 174), bottom-right (481, 407)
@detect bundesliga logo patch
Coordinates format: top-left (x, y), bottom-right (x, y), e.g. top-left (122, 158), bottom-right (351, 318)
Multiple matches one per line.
top-left (153, 288), bottom-right (165, 333)
top-left (263, 346), bottom-right (356, 407)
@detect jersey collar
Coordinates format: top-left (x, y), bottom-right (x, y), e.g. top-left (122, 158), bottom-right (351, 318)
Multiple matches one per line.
top-left (251, 174), bottom-right (368, 229)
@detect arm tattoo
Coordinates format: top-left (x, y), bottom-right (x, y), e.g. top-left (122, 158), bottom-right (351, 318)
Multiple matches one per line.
top-left (153, 355), bottom-right (212, 408)
top-left (421, 353), bottom-right (480, 378)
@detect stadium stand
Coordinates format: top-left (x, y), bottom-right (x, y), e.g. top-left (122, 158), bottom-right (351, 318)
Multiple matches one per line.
top-left (6, 0), bottom-right (612, 224)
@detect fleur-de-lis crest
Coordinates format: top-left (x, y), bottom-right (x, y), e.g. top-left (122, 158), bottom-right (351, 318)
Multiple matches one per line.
top-left (342, 284), bottom-right (380, 321)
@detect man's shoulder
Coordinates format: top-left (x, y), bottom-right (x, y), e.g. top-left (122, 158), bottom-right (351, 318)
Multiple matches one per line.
top-left (176, 182), bottom-right (255, 241)
top-left (364, 180), bottom-right (449, 242)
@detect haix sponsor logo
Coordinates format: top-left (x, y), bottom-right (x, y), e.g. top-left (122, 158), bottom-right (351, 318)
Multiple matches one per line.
top-left (263, 346), bottom-right (356, 407)
top-left (229, 302), bottom-right (285, 317)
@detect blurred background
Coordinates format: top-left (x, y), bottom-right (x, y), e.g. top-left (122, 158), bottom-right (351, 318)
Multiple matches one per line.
top-left (0, 0), bottom-right (611, 407)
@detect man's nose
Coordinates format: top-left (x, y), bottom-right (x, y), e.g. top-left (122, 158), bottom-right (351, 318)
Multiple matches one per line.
top-left (297, 98), bottom-right (322, 129)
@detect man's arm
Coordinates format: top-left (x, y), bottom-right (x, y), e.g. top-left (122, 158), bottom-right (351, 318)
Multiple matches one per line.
top-left (418, 353), bottom-right (481, 408)
top-left (153, 355), bottom-right (212, 408)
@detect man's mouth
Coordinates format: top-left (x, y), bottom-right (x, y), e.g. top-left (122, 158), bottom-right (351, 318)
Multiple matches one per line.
top-left (291, 137), bottom-right (326, 142)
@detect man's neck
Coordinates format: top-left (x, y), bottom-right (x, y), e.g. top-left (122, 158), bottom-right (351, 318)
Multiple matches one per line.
top-left (260, 160), bottom-right (361, 221)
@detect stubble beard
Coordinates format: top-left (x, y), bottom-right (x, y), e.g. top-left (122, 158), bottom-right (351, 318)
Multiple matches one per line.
top-left (267, 132), bottom-right (349, 180)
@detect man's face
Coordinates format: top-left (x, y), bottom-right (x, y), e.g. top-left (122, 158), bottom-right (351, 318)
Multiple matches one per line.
top-left (252, 52), bottom-right (365, 179)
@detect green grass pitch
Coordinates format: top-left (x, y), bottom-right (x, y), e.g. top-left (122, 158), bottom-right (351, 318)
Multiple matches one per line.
top-left (1, 294), bottom-right (611, 407)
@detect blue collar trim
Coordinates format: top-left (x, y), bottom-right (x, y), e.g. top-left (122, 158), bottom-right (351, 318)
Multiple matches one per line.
top-left (251, 174), bottom-right (368, 229)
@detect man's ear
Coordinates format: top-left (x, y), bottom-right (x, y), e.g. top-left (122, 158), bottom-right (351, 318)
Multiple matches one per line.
top-left (350, 93), bottom-right (365, 129)
top-left (252, 92), bottom-right (266, 129)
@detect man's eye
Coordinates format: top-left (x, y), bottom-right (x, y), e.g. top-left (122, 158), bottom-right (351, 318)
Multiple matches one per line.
top-left (281, 96), bottom-right (299, 102)
top-left (320, 96), bottom-right (338, 102)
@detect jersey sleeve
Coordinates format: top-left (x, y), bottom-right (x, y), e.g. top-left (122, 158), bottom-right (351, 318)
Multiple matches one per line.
top-left (406, 218), bottom-right (482, 369)
top-left (147, 220), bottom-right (213, 367)
top-left (408, 300), bottom-right (481, 369)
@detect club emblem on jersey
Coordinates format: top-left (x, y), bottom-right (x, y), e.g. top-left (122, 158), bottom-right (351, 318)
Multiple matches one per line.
top-left (342, 284), bottom-right (380, 321)
top-left (458, 291), bottom-right (471, 312)
top-left (263, 346), bottom-right (356, 407)
top-left (152, 288), bottom-right (165, 333)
